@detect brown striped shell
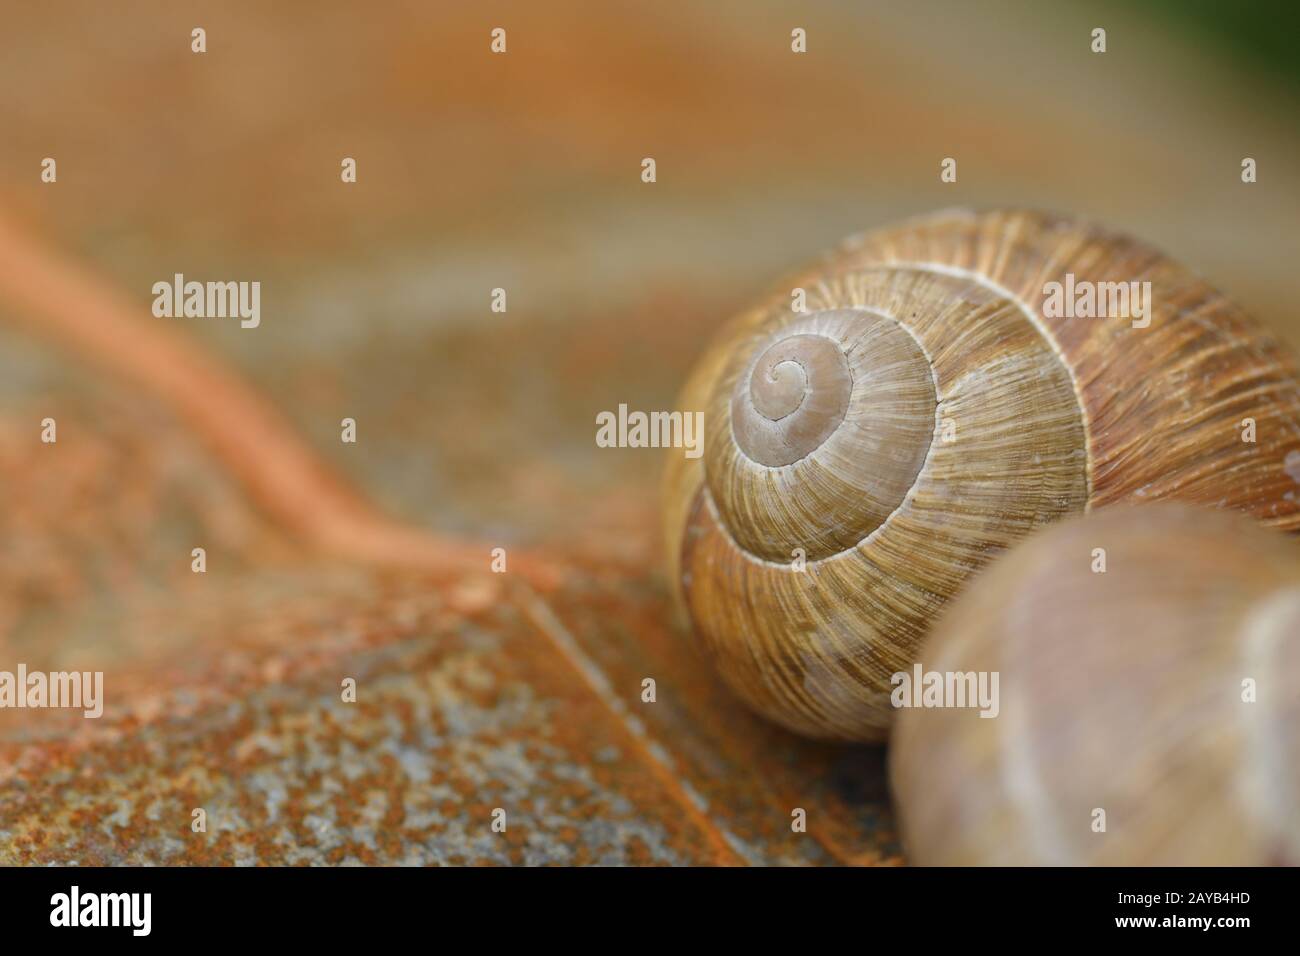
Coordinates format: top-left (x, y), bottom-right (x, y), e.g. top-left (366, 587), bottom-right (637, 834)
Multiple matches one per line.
top-left (891, 504), bottom-right (1300, 865)
top-left (663, 208), bottom-right (1300, 741)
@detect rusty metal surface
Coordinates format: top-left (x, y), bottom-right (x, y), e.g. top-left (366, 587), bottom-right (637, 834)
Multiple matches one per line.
top-left (1, 563), bottom-right (730, 865)
top-left (0, 363), bottom-right (896, 865)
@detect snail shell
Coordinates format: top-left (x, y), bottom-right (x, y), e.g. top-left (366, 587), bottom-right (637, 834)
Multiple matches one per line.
top-left (663, 208), bottom-right (1300, 741)
top-left (890, 503), bottom-right (1300, 866)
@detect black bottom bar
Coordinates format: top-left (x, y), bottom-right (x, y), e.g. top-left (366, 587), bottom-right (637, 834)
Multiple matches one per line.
top-left (0, 866), bottom-right (1284, 942)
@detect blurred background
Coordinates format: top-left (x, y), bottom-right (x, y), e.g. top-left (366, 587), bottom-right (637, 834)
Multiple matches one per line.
top-left (1, 1), bottom-right (1297, 864)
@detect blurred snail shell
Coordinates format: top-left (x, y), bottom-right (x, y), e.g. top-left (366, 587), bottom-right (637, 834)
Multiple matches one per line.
top-left (663, 208), bottom-right (1300, 741)
top-left (890, 503), bottom-right (1300, 866)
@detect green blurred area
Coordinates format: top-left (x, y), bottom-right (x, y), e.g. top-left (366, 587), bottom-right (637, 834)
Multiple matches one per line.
top-left (1133, 0), bottom-right (1300, 93)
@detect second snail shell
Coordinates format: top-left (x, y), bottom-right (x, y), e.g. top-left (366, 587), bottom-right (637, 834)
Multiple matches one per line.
top-left (663, 208), bottom-right (1300, 741)
top-left (891, 503), bottom-right (1300, 865)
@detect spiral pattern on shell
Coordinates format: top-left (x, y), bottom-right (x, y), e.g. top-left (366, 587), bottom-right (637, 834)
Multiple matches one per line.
top-left (663, 208), bottom-right (1300, 741)
top-left (891, 504), bottom-right (1300, 865)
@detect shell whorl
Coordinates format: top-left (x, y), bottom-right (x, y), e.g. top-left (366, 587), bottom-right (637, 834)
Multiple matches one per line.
top-left (731, 331), bottom-right (855, 468)
top-left (716, 310), bottom-right (937, 560)
top-left (664, 209), bottom-right (1300, 741)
